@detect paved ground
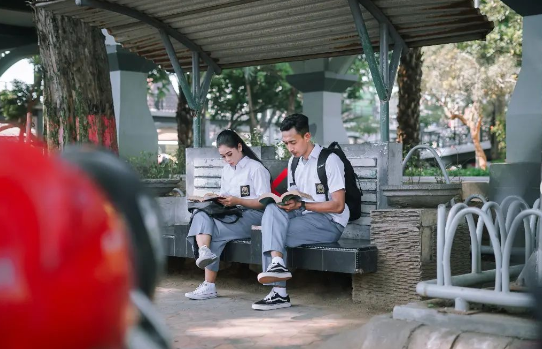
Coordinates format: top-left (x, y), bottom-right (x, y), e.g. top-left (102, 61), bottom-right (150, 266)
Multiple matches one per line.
top-left (154, 259), bottom-right (383, 349)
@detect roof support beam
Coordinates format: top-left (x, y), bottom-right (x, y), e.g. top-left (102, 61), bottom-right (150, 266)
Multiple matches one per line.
top-left (357, 0), bottom-right (407, 50)
top-left (75, 0), bottom-right (221, 75)
top-left (347, 0), bottom-right (405, 142)
top-left (347, 0), bottom-right (388, 101)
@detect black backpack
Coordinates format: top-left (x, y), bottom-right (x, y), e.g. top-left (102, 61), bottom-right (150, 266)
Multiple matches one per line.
top-left (291, 142), bottom-right (363, 221)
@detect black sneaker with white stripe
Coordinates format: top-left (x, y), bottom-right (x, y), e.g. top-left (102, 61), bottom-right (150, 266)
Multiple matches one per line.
top-left (257, 262), bottom-right (292, 284)
top-left (252, 290), bottom-right (291, 311)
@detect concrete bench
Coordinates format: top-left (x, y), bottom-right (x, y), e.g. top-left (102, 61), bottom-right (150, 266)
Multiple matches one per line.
top-left (162, 224), bottom-right (377, 274)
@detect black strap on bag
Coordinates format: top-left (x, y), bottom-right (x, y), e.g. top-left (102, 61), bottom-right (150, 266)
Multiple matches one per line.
top-left (187, 201), bottom-right (243, 224)
top-left (291, 157), bottom-right (300, 186)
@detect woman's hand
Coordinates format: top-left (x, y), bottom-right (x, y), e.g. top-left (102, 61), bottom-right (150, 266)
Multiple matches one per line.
top-left (218, 196), bottom-right (239, 207)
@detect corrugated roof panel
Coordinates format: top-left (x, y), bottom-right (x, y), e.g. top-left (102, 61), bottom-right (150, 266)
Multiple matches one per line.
top-left (37, 0), bottom-right (493, 71)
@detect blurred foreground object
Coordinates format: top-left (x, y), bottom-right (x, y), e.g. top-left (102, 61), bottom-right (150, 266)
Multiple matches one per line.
top-left (0, 140), bottom-right (170, 349)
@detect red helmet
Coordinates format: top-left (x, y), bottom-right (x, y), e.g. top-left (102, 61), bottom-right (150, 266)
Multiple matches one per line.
top-left (0, 140), bottom-right (134, 349)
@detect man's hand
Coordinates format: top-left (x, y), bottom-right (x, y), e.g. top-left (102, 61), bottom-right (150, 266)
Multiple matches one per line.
top-left (278, 199), bottom-right (301, 212)
top-left (218, 196), bottom-right (238, 207)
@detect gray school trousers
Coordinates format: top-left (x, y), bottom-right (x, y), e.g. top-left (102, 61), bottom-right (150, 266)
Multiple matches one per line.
top-left (187, 209), bottom-right (263, 272)
top-left (261, 204), bottom-right (344, 287)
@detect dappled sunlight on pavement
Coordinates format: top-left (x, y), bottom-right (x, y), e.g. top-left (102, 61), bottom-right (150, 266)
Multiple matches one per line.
top-left (155, 281), bottom-right (373, 349)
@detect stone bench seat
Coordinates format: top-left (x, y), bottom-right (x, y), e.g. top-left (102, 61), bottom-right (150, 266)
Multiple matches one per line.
top-left (162, 224), bottom-right (378, 274)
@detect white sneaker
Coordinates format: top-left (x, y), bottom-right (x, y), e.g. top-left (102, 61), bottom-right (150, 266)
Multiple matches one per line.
top-left (196, 246), bottom-right (217, 269)
top-left (185, 282), bottom-right (218, 300)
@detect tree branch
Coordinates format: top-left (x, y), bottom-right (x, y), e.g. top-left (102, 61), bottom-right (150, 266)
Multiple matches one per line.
top-left (450, 113), bottom-right (468, 126)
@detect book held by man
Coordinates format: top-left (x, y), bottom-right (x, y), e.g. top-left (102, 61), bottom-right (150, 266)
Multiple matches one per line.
top-left (187, 193), bottom-right (225, 203)
top-left (258, 190), bottom-right (314, 206)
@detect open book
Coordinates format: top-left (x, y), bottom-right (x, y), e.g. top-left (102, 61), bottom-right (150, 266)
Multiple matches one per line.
top-left (187, 193), bottom-right (225, 203)
top-left (258, 190), bottom-right (314, 206)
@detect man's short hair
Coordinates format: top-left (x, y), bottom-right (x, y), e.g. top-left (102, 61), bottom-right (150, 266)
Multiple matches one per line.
top-left (280, 113), bottom-right (309, 135)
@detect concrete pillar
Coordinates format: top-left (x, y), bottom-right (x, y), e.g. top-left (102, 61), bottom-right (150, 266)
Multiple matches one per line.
top-left (287, 57), bottom-right (357, 145)
top-left (106, 41), bottom-right (158, 159)
top-left (490, 15), bottom-right (542, 205)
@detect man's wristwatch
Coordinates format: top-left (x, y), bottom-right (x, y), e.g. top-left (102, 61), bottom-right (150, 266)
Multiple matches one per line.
top-left (299, 201), bottom-right (306, 211)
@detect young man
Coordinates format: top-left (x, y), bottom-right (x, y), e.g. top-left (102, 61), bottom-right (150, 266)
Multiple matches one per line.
top-left (252, 113), bottom-right (350, 311)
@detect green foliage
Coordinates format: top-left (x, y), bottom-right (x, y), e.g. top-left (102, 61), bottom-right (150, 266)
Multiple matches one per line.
top-left (343, 55), bottom-right (380, 139)
top-left (345, 55), bottom-right (375, 100)
top-left (243, 128), bottom-right (264, 147)
top-left (126, 150), bottom-right (185, 179)
top-left (0, 80), bottom-right (29, 120)
top-left (419, 1), bottom-right (521, 136)
top-left (0, 56), bottom-right (43, 122)
top-left (491, 119), bottom-right (506, 159)
top-left (404, 165), bottom-right (489, 177)
top-left (207, 63), bottom-right (300, 131)
top-left (457, 0), bottom-right (523, 66)
top-left (275, 141), bottom-right (290, 161)
top-left (147, 68), bottom-right (172, 108)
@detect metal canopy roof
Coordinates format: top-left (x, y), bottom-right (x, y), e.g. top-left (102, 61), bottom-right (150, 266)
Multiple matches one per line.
top-left (38, 0), bottom-right (493, 72)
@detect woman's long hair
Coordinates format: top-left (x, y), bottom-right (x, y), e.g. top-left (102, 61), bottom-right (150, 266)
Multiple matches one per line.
top-left (216, 130), bottom-right (264, 165)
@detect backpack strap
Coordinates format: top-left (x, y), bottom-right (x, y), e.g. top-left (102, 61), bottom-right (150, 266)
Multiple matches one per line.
top-left (317, 148), bottom-right (332, 201)
top-left (290, 157), bottom-right (300, 186)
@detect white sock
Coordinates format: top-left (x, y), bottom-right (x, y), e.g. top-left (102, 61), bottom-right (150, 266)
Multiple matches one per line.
top-left (204, 281), bottom-right (215, 287)
top-left (273, 287), bottom-right (287, 297)
top-left (272, 256), bottom-right (285, 265)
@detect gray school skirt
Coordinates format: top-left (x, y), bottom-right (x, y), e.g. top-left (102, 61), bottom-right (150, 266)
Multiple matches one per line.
top-left (186, 208), bottom-right (263, 271)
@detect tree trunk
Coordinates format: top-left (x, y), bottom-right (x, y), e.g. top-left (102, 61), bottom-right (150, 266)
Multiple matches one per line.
top-left (471, 127), bottom-right (487, 170)
top-left (176, 84), bottom-right (193, 148)
top-left (490, 96), bottom-right (506, 160)
top-left (245, 77), bottom-right (258, 136)
top-left (34, 8), bottom-right (118, 153)
top-left (396, 47), bottom-right (423, 151)
top-left (287, 87), bottom-right (297, 115)
top-left (451, 106), bottom-right (488, 170)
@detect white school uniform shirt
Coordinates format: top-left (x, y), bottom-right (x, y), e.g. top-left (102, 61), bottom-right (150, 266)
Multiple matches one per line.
top-left (287, 144), bottom-right (350, 227)
top-left (219, 156), bottom-right (271, 199)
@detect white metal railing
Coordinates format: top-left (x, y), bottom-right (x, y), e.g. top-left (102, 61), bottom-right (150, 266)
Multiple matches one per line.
top-left (417, 195), bottom-right (542, 311)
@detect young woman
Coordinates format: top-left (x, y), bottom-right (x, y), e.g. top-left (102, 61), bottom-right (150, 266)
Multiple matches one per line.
top-left (185, 129), bottom-right (271, 300)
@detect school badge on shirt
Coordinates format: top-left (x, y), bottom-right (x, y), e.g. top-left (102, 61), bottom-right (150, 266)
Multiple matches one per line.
top-left (240, 185), bottom-right (251, 197)
top-left (315, 183), bottom-right (325, 194)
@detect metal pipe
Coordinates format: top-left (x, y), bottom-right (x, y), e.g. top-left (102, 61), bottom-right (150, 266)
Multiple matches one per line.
top-left (481, 245), bottom-right (525, 256)
top-left (437, 204), bottom-right (446, 285)
top-left (444, 204), bottom-right (480, 274)
top-left (443, 208), bottom-right (501, 290)
top-left (502, 210), bottom-right (542, 292)
top-left (75, 0), bottom-right (221, 75)
top-left (464, 194), bottom-right (488, 205)
top-left (416, 280), bottom-right (533, 308)
top-left (159, 30), bottom-right (197, 110)
top-left (346, 0), bottom-right (387, 102)
top-left (402, 145), bottom-right (450, 184)
top-left (450, 265), bottom-right (522, 287)
top-left (501, 196), bottom-right (529, 220)
top-left (379, 22), bottom-right (389, 142)
top-left (387, 42), bottom-right (402, 93)
top-left (505, 200), bottom-right (529, 233)
top-left (455, 298), bottom-right (470, 312)
top-left (529, 198), bottom-right (540, 246)
top-left (198, 66), bottom-right (215, 104)
top-left (479, 201), bottom-right (506, 251)
top-left (192, 52), bottom-right (200, 99)
top-left (192, 52), bottom-right (201, 148)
